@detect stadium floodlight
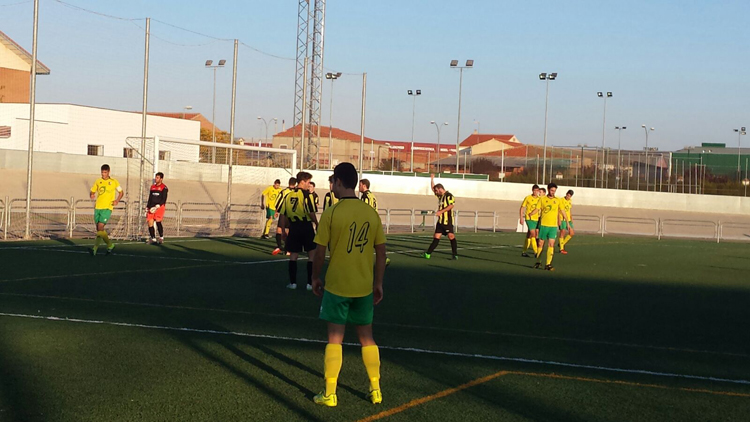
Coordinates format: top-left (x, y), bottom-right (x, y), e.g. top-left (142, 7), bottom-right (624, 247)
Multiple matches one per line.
top-left (205, 59), bottom-right (227, 163)
top-left (326, 72), bottom-right (342, 80)
top-left (450, 60), bottom-right (459, 67)
top-left (407, 89), bottom-right (422, 171)
top-left (642, 125), bottom-right (655, 190)
top-left (466, 59), bottom-right (474, 67)
top-left (607, 92), bottom-right (613, 97)
top-left (450, 60), bottom-right (475, 172)
top-left (539, 72), bottom-right (558, 184)
top-left (597, 92), bottom-right (603, 97)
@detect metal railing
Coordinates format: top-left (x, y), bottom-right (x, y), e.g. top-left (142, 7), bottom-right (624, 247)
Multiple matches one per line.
top-left (1, 196), bottom-right (748, 243)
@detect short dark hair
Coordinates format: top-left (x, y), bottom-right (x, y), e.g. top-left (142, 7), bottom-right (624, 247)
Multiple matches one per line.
top-left (540, 187), bottom-right (547, 192)
top-left (547, 182), bottom-right (558, 190)
top-left (101, 164), bottom-right (110, 171)
top-left (288, 177), bottom-right (297, 186)
top-left (567, 190), bottom-right (574, 196)
top-left (433, 183), bottom-right (444, 191)
top-left (359, 179), bottom-right (370, 189)
top-left (155, 172), bottom-right (164, 178)
top-left (532, 184), bottom-right (540, 190)
top-left (274, 179), bottom-right (281, 184)
top-left (328, 175), bottom-right (334, 183)
top-left (310, 181), bottom-right (315, 187)
top-left (296, 171), bottom-right (313, 183)
top-left (334, 163), bottom-right (358, 189)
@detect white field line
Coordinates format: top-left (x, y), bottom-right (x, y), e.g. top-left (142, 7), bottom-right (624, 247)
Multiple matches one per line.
top-left (1, 311), bottom-right (748, 387)
top-left (1, 291), bottom-right (747, 360)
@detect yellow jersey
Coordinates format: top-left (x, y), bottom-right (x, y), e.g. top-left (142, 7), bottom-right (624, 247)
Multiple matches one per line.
top-left (538, 195), bottom-right (562, 227)
top-left (278, 188), bottom-right (316, 223)
top-left (91, 178), bottom-right (122, 211)
top-left (323, 191), bottom-right (338, 211)
top-left (561, 197), bottom-right (572, 221)
top-left (274, 187), bottom-right (292, 210)
top-left (314, 198), bottom-right (386, 297)
top-left (361, 190), bottom-right (378, 211)
top-left (521, 194), bottom-right (540, 220)
top-left (262, 185), bottom-right (282, 211)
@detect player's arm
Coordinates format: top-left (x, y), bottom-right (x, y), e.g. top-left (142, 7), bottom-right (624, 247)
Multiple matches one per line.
top-left (430, 173), bottom-right (436, 191)
top-left (159, 186), bottom-right (168, 206)
top-left (373, 243), bottom-right (386, 305)
top-left (90, 183), bottom-right (96, 200)
top-left (519, 203), bottom-right (526, 223)
top-left (437, 203), bottom-right (454, 216)
top-left (311, 244), bottom-right (327, 297)
top-left (260, 192), bottom-right (266, 210)
top-left (114, 184), bottom-right (123, 206)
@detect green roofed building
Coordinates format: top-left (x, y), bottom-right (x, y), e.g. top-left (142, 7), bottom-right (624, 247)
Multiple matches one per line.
top-left (672, 143), bottom-right (750, 179)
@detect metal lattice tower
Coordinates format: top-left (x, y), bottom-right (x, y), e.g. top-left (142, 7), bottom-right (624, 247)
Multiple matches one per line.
top-left (292, 0), bottom-right (326, 169)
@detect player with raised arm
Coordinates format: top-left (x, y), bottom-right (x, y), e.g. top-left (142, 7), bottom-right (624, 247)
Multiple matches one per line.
top-left (520, 184), bottom-right (541, 257)
top-left (558, 190), bottom-right (575, 254)
top-left (422, 174), bottom-right (458, 260)
top-left (323, 175), bottom-right (338, 211)
top-left (272, 177), bottom-right (296, 255)
top-left (534, 183), bottom-right (567, 271)
top-left (278, 172), bottom-right (318, 290)
top-left (260, 179), bottom-right (281, 239)
top-left (311, 162), bottom-right (387, 407)
top-left (359, 179), bottom-right (378, 211)
top-left (89, 164), bottom-right (123, 256)
top-left (146, 172), bottom-right (168, 244)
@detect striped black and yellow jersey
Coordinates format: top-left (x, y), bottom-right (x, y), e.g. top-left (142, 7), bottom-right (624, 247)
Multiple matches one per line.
top-left (436, 191), bottom-right (455, 226)
top-left (360, 190), bottom-right (378, 211)
top-left (278, 188), bottom-right (316, 223)
top-left (274, 187), bottom-right (293, 211)
top-left (323, 191), bottom-right (338, 211)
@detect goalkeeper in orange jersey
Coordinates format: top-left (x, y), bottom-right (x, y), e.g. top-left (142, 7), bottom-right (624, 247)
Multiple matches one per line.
top-left (146, 172), bottom-right (168, 244)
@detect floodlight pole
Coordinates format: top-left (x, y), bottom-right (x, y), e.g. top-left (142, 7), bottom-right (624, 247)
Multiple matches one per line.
top-left (136, 17), bottom-right (151, 240)
top-left (615, 126), bottom-right (626, 189)
top-left (597, 92), bottom-right (612, 189)
top-left (226, 39), bottom-right (238, 228)
top-left (358, 72), bottom-right (367, 181)
top-left (23, 0), bottom-right (40, 239)
top-left (643, 125), bottom-right (654, 190)
top-left (541, 75), bottom-right (551, 185)
top-left (735, 128), bottom-right (746, 183)
top-left (408, 89), bottom-right (421, 172)
top-left (206, 59), bottom-right (226, 164)
top-left (326, 72), bottom-right (341, 169)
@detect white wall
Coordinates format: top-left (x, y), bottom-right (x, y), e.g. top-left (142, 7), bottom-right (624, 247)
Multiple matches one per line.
top-left (0, 104), bottom-right (200, 160)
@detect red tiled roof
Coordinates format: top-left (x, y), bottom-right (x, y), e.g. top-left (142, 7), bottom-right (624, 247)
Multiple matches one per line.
top-left (275, 124), bottom-right (377, 144)
top-left (0, 30), bottom-right (50, 74)
top-left (460, 134), bottom-right (518, 147)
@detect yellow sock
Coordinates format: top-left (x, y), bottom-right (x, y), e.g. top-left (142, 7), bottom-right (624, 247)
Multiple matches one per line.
top-left (264, 218), bottom-right (273, 236)
top-left (536, 244), bottom-right (544, 262)
top-left (563, 235), bottom-right (572, 247)
top-left (522, 238), bottom-right (530, 253)
top-left (94, 233), bottom-right (103, 248)
top-left (531, 237), bottom-right (538, 254)
top-left (361, 345), bottom-right (381, 391)
top-left (98, 230), bottom-right (112, 248)
top-left (324, 344), bottom-right (343, 396)
top-left (559, 237), bottom-right (565, 250)
top-left (546, 245), bottom-right (554, 266)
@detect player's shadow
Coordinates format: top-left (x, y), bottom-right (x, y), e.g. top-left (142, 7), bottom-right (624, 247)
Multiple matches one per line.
top-left (0, 329), bottom-right (45, 420)
top-left (173, 331), bottom-right (325, 421)
top-left (212, 236), bottom-right (281, 255)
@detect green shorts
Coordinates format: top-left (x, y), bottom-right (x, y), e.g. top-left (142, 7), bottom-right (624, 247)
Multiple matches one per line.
top-left (525, 219), bottom-right (538, 230)
top-left (266, 208), bottom-right (276, 219)
top-left (539, 225), bottom-right (558, 240)
top-left (319, 291), bottom-right (374, 326)
top-left (559, 221), bottom-right (574, 230)
top-left (94, 209), bottom-right (112, 225)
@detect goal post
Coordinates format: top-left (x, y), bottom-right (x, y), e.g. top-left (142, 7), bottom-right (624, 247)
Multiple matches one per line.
top-left (123, 135), bottom-right (297, 239)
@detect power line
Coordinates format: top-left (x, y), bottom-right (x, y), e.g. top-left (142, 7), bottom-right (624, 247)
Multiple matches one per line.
top-left (52, 0), bottom-right (144, 21)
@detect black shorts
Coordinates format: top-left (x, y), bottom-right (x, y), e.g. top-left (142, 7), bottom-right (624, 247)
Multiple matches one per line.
top-left (435, 223), bottom-right (454, 235)
top-left (285, 221), bottom-right (317, 253)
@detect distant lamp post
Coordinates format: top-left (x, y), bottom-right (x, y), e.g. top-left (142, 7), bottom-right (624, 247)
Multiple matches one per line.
top-left (206, 59), bottom-right (227, 163)
top-left (431, 121), bottom-right (449, 174)
top-left (407, 89), bottom-right (422, 172)
top-left (734, 127), bottom-right (746, 182)
top-left (257, 116), bottom-right (269, 143)
top-left (451, 59), bottom-right (474, 172)
top-left (326, 72), bottom-right (342, 168)
top-left (642, 124), bottom-right (655, 190)
top-left (743, 178), bottom-right (749, 197)
top-left (182, 105), bottom-right (192, 119)
top-left (539, 72), bottom-right (558, 184)
top-left (473, 119), bottom-right (480, 133)
top-left (615, 126), bottom-right (626, 189)
top-left (597, 91), bottom-right (613, 188)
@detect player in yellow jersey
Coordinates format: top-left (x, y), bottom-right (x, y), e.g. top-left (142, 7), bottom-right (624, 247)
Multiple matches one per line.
top-left (260, 179), bottom-right (281, 239)
top-left (359, 179), bottom-right (378, 211)
top-left (311, 162), bottom-right (387, 407)
top-left (323, 175), bottom-right (338, 211)
top-left (272, 177), bottom-right (296, 255)
top-left (278, 172), bottom-right (318, 290)
top-left (558, 190), bottom-right (575, 254)
top-left (89, 164), bottom-right (123, 256)
top-left (534, 183), bottom-right (567, 271)
top-left (520, 184), bottom-right (541, 257)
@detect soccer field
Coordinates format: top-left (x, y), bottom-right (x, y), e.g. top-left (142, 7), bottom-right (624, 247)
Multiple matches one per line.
top-left (1, 233), bottom-right (749, 421)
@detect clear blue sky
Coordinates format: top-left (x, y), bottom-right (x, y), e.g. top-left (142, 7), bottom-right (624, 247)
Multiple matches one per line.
top-left (2, 0), bottom-right (749, 152)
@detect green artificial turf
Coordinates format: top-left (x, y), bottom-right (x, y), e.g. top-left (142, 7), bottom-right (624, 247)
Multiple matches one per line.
top-left (1, 233), bottom-right (749, 421)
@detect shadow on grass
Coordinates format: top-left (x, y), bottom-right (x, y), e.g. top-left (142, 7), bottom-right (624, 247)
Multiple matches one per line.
top-left (0, 326), bottom-right (44, 421)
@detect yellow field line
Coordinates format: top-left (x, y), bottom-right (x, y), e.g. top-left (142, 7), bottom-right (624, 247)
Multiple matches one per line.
top-left (356, 371), bottom-right (509, 422)
top-left (507, 370), bottom-right (750, 398)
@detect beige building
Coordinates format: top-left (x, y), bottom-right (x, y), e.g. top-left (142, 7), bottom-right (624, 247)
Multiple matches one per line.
top-left (0, 30), bottom-right (50, 103)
